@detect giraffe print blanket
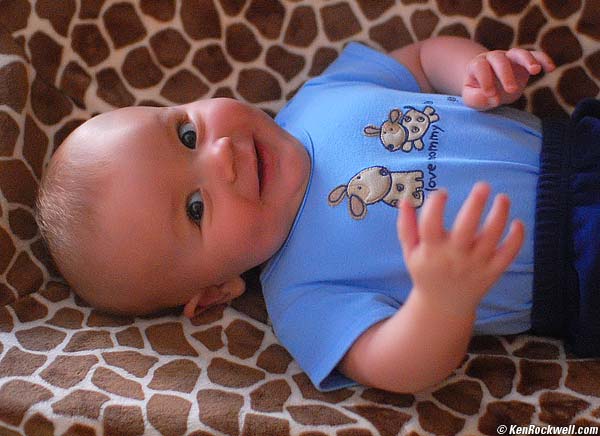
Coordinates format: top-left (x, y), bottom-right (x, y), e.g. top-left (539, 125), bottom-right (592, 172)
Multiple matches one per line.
top-left (1, 1), bottom-right (599, 435)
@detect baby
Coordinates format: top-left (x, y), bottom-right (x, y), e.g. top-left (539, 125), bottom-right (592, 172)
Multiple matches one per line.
top-left (38, 35), bottom-right (599, 394)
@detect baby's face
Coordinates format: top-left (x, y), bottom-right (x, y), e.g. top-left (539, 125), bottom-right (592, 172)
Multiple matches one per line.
top-left (69, 98), bottom-right (310, 313)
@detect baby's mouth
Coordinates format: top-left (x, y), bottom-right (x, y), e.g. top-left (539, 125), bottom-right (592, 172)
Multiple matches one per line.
top-left (255, 142), bottom-right (264, 195)
top-left (254, 141), bottom-right (266, 196)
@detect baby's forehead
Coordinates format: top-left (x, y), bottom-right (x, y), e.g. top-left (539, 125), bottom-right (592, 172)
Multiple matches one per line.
top-left (72, 106), bottom-right (170, 150)
top-left (93, 105), bottom-right (167, 130)
top-left (52, 107), bottom-right (168, 189)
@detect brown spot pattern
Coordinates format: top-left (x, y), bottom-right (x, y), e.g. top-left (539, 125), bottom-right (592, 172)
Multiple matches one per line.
top-left (250, 379), bottom-right (291, 412)
top-left (478, 401), bottom-right (536, 435)
top-left (346, 405), bottom-right (411, 436)
top-left (71, 24), bottom-right (110, 67)
top-left (541, 26), bottom-right (582, 67)
top-left (517, 359), bottom-right (562, 395)
top-left (285, 6), bottom-right (317, 47)
top-left (122, 47), bottom-right (163, 88)
top-left (208, 357), bottom-right (265, 388)
top-left (0, 381), bottom-right (51, 425)
top-left (433, 380), bottom-right (483, 415)
top-left (15, 326), bottom-right (65, 351)
top-left (0, 347), bottom-right (46, 377)
top-left (149, 359), bottom-right (201, 393)
top-left (540, 391), bottom-right (590, 426)
top-left (52, 390), bottom-right (109, 419)
top-left (63, 330), bottom-right (113, 352)
top-left (226, 23), bottom-right (262, 62)
top-left (245, 0), bottom-right (285, 39)
top-left (465, 356), bottom-right (516, 398)
top-left (92, 367), bottom-right (144, 400)
top-left (371, 16), bottom-right (414, 51)
top-left (103, 405), bottom-right (145, 436)
top-left (321, 3), bottom-right (361, 42)
top-left (115, 326), bottom-right (145, 348)
top-left (102, 3), bottom-right (147, 49)
top-left (198, 389), bottom-right (244, 435)
top-left (225, 319), bottom-right (264, 358)
top-left (0, 63), bottom-right (28, 114)
top-left (181, 0), bottom-right (221, 40)
top-left (293, 372), bottom-right (354, 403)
top-left (518, 5), bottom-right (547, 45)
top-left (1, 2), bottom-right (600, 435)
top-left (24, 413), bottom-right (54, 436)
top-left (141, 0), bottom-right (176, 21)
top-left (192, 325), bottom-right (224, 351)
top-left (102, 350), bottom-right (158, 377)
top-left (28, 31), bottom-right (62, 84)
top-left (0, 0), bottom-right (31, 33)
top-left (40, 355), bottom-right (98, 388)
top-left (193, 44), bottom-right (232, 83)
top-left (160, 69), bottom-right (209, 104)
top-left (146, 322), bottom-right (198, 356)
top-left (513, 340), bottom-right (560, 359)
top-left (150, 28), bottom-right (190, 68)
top-left (288, 405), bottom-right (356, 426)
top-left (266, 45), bottom-right (306, 82)
top-left (148, 394), bottom-right (191, 436)
top-left (257, 343), bottom-right (293, 374)
top-left (12, 296), bottom-right (48, 322)
top-left (47, 307), bottom-right (84, 329)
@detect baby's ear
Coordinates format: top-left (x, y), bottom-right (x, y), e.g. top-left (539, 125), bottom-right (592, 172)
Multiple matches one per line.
top-left (183, 277), bottom-right (246, 319)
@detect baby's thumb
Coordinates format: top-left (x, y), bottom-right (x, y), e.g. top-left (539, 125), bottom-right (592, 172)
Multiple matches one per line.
top-left (462, 87), bottom-right (498, 111)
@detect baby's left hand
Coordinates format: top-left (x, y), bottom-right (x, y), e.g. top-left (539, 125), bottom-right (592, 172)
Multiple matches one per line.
top-left (462, 48), bottom-right (555, 110)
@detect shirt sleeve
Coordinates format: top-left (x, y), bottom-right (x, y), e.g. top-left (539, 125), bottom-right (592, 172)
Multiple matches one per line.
top-left (312, 42), bottom-right (421, 93)
top-left (265, 283), bottom-right (398, 391)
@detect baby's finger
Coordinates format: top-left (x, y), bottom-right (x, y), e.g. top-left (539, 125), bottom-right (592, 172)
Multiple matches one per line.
top-left (467, 56), bottom-right (496, 97)
top-left (419, 189), bottom-right (447, 243)
top-left (462, 87), bottom-right (495, 110)
top-left (488, 220), bottom-right (525, 275)
top-left (474, 194), bottom-right (510, 258)
top-left (397, 199), bottom-right (419, 256)
top-left (487, 51), bottom-right (519, 94)
top-left (451, 182), bottom-right (491, 248)
top-left (506, 48), bottom-right (541, 75)
top-left (531, 51), bottom-right (556, 73)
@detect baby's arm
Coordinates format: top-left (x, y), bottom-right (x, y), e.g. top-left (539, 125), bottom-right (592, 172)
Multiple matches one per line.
top-left (389, 36), bottom-right (555, 110)
top-left (339, 184), bottom-right (524, 393)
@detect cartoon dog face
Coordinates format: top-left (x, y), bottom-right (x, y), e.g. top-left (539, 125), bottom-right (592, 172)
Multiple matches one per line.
top-left (364, 106), bottom-right (440, 152)
top-left (363, 109), bottom-right (408, 152)
top-left (328, 166), bottom-right (392, 219)
top-left (328, 166), bottom-right (424, 220)
top-left (401, 106), bottom-right (439, 150)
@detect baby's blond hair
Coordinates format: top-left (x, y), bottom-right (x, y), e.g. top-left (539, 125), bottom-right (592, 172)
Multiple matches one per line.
top-left (35, 140), bottom-right (111, 295)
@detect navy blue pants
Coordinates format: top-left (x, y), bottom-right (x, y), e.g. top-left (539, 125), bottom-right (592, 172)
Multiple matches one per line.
top-left (533, 98), bottom-right (600, 356)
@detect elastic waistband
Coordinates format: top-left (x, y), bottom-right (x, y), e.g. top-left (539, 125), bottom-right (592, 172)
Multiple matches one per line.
top-left (531, 118), bottom-right (574, 336)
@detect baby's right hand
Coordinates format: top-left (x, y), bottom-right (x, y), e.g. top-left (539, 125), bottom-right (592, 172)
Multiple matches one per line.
top-left (397, 183), bottom-right (525, 316)
top-left (462, 48), bottom-right (555, 110)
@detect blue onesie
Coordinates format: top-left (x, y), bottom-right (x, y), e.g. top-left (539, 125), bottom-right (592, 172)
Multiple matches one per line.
top-left (260, 42), bottom-right (543, 391)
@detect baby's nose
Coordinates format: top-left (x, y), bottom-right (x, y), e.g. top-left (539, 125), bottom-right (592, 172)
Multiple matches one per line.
top-left (207, 136), bottom-right (236, 183)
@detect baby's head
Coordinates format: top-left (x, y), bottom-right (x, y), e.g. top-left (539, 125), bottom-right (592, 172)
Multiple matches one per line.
top-left (36, 98), bottom-right (310, 317)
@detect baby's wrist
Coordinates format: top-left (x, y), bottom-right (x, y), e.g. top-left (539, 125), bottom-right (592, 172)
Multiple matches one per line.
top-left (410, 286), bottom-right (479, 322)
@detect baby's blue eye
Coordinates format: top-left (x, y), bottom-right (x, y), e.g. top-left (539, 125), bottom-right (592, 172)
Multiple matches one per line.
top-left (178, 122), bottom-right (197, 149)
top-left (187, 192), bottom-right (204, 223)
